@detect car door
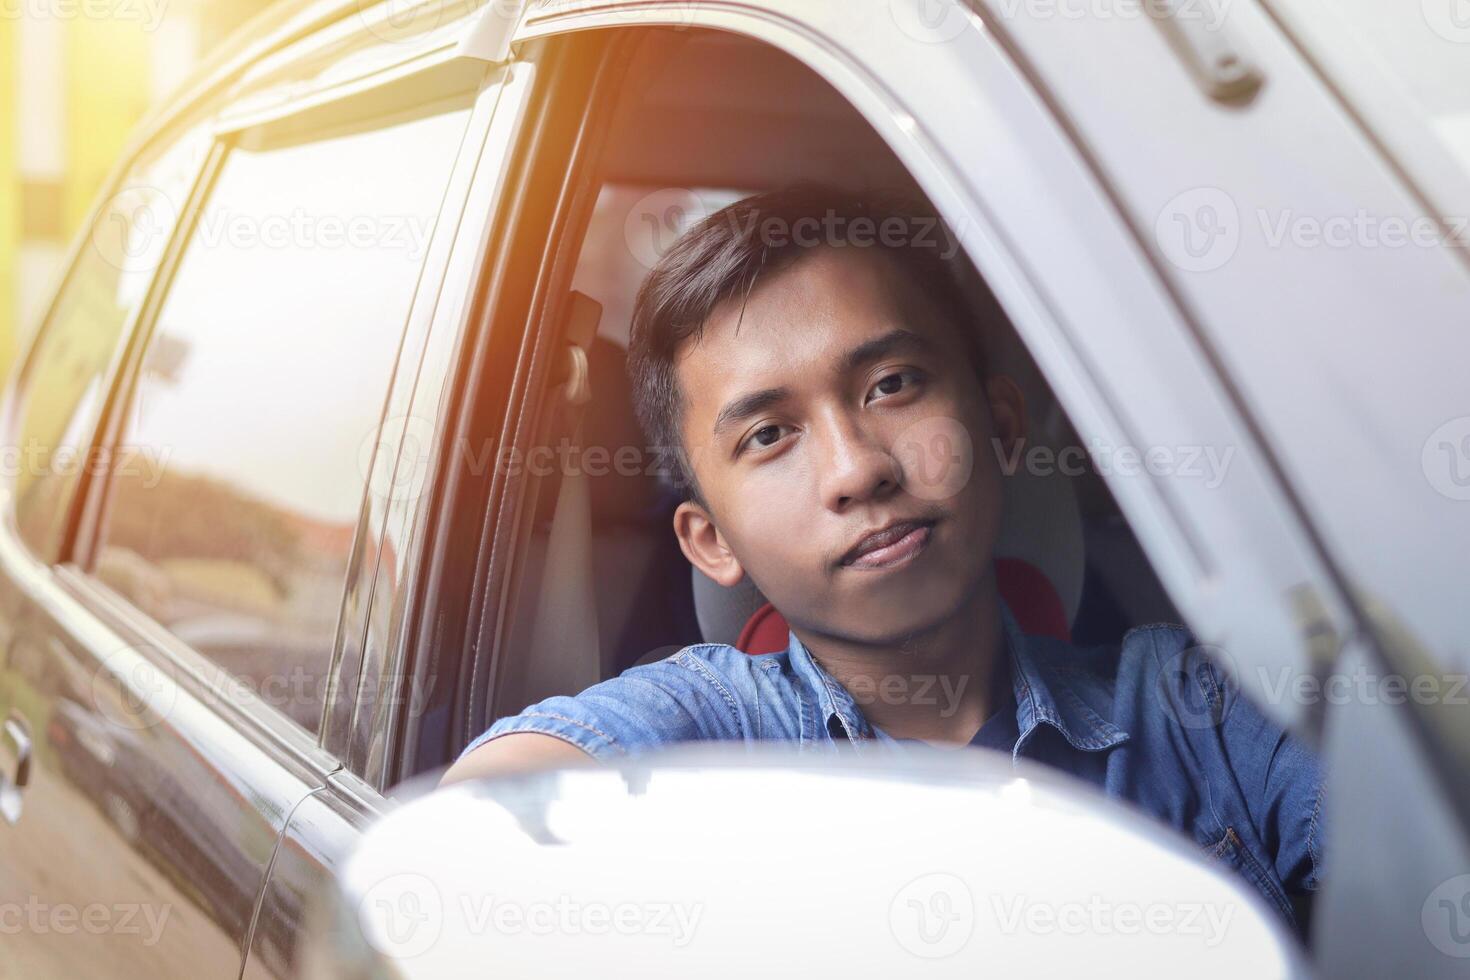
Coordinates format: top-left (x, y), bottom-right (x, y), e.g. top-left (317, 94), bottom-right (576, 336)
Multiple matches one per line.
top-left (236, 22), bottom-right (626, 980)
top-left (0, 103), bottom-right (227, 979)
top-left (497, 2), bottom-right (1466, 975)
top-left (0, 11), bottom-right (486, 979)
top-left (976, 3), bottom-right (1470, 974)
top-left (238, 3), bottom-right (1461, 976)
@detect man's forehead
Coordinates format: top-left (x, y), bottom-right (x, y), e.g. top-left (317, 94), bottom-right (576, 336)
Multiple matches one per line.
top-left (679, 248), bottom-right (917, 373)
top-left (674, 248), bottom-right (949, 438)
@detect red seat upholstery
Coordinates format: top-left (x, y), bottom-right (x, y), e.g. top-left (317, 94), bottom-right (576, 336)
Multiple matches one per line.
top-left (734, 556), bottom-right (1071, 654)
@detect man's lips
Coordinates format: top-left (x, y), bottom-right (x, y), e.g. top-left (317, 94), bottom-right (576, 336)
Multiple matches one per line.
top-left (840, 519), bottom-right (937, 570)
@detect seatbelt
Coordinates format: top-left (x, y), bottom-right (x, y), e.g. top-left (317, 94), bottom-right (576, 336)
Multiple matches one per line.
top-left (524, 291), bottom-right (605, 698)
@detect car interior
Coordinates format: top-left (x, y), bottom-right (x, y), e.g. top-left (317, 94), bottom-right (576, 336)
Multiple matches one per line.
top-left (486, 28), bottom-right (1181, 721)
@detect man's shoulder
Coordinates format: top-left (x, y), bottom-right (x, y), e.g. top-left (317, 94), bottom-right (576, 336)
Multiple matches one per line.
top-left (1112, 620), bottom-right (1230, 690)
top-left (1079, 621), bottom-right (1223, 691)
top-left (1108, 621), bottom-right (1249, 736)
top-left (1020, 621), bottom-right (1204, 713)
top-left (625, 641), bottom-right (793, 689)
top-left (611, 640), bottom-right (807, 744)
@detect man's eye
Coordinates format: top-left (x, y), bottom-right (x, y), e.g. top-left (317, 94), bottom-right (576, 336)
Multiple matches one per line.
top-left (740, 423), bottom-right (787, 452)
top-left (867, 369), bottom-right (921, 403)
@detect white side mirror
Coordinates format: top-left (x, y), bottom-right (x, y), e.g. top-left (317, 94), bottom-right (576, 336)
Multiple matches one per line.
top-left (306, 747), bottom-right (1307, 977)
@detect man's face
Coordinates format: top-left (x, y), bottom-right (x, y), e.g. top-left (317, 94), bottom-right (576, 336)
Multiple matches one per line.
top-left (672, 246), bottom-right (1024, 647)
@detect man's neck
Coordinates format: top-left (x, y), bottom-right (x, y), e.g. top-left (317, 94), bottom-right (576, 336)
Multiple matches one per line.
top-left (791, 574), bottom-right (1005, 746)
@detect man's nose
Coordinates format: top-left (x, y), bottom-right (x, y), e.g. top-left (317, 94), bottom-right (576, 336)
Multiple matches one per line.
top-left (817, 413), bottom-right (902, 513)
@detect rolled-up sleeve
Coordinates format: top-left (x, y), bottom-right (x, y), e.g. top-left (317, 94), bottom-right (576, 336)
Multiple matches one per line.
top-left (458, 648), bottom-right (750, 762)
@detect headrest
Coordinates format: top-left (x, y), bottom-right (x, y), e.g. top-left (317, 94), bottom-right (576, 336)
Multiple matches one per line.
top-left (585, 337), bottom-right (660, 525)
top-left (537, 337), bottom-right (660, 528)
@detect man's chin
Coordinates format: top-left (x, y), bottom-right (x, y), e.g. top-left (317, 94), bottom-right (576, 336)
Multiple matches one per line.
top-left (807, 579), bottom-right (970, 647)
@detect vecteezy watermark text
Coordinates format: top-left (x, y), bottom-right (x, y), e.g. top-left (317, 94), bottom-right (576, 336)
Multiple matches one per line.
top-left (0, 0), bottom-right (167, 30)
top-left (358, 874), bottom-right (703, 959)
top-left (0, 898), bottom-right (171, 946)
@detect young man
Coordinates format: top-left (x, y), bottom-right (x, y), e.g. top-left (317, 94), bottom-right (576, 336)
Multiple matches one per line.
top-left (442, 186), bottom-right (1323, 928)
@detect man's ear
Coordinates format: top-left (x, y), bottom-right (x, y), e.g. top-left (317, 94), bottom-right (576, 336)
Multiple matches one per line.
top-left (983, 374), bottom-right (1028, 456)
top-left (673, 499), bottom-right (745, 588)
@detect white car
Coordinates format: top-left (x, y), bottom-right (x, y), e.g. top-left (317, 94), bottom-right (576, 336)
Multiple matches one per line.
top-left (0, 2), bottom-right (1465, 978)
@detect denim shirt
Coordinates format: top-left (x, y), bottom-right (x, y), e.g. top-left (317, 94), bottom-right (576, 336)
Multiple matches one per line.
top-left (464, 600), bottom-right (1325, 927)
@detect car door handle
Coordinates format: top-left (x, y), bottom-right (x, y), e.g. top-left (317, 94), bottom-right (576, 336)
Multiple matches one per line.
top-left (1151, 0), bottom-right (1264, 103)
top-left (1, 713), bottom-right (32, 825)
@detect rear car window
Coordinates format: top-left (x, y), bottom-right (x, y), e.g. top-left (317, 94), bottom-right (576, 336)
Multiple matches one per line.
top-left (6, 128), bottom-right (208, 561)
top-left (92, 98), bottom-right (472, 734)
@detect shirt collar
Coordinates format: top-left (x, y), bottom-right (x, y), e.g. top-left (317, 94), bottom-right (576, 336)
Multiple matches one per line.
top-left (998, 599), bottom-right (1129, 759)
top-left (785, 597), bottom-right (1130, 756)
top-left (786, 632), bottom-right (873, 743)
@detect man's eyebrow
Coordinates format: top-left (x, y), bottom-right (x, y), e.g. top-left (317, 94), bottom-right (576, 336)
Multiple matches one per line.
top-left (839, 328), bottom-right (935, 375)
top-left (712, 386), bottom-right (791, 441)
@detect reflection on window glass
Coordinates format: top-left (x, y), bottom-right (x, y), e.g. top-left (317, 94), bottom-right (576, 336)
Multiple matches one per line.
top-left (10, 130), bottom-right (207, 560)
top-left (95, 102), bottom-right (471, 734)
top-left (571, 184), bottom-right (748, 348)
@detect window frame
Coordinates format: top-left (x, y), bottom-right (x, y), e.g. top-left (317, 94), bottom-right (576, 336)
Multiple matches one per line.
top-left (60, 53), bottom-right (498, 764)
top-left (378, 30), bottom-right (638, 788)
top-left (328, 57), bottom-right (533, 782)
top-left (426, 0), bottom-right (1361, 757)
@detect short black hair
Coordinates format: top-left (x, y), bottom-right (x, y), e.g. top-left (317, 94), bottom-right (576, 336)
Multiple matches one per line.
top-left (627, 183), bottom-right (998, 501)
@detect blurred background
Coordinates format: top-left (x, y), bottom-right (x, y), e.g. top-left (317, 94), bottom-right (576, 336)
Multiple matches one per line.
top-left (0, 0), bottom-right (276, 384)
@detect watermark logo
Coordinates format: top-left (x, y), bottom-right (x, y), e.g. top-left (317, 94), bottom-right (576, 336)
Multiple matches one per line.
top-left (92, 648), bottom-right (178, 731)
top-left (91, 183), bottom-right (178, 275)
top-left (1422, 0), bottom-right (1470, 44)
top-left (1155, 187), bottom-right (1240, 273)
top-left (890, 872), bottom-right (975, 958)
top-left (359, 872), bottom-right (443, 959)
top-left (359, 413), bottom-right (437, 505)
top-left (1423, 874), bottom-right (1470, 958)
top-left (358, 0), bottom-right (478, 43)
top-left (1153, 643), bottom-right (1237, 730)
top-left (1156, 189), bottom-right (1468, 272)
top-left (1422, 416), bottom-right (1470, 501)
top-left (623, 187), bottom-right (713, 271)
top-left (889, 0), bottom-right (974, 44)
top-left (895, 416), bottom-right (974, 502)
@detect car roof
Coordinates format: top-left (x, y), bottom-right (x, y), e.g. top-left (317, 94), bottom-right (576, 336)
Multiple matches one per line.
top-left (123, 0), bottom-right (377, 162)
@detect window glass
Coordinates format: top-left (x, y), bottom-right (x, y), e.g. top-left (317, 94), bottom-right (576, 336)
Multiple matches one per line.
top-left (571, 184), bottom-right (748, 348)
top-left (94, 100), bottom-right (472, 734)
top-left (8, 130), bottom-right (208, 560)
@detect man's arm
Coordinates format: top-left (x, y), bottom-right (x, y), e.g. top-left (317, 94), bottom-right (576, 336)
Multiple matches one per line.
top-left (438, 647), bottom-right (752, 787)
top-left (440, 733), bottom-right (592, 786)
